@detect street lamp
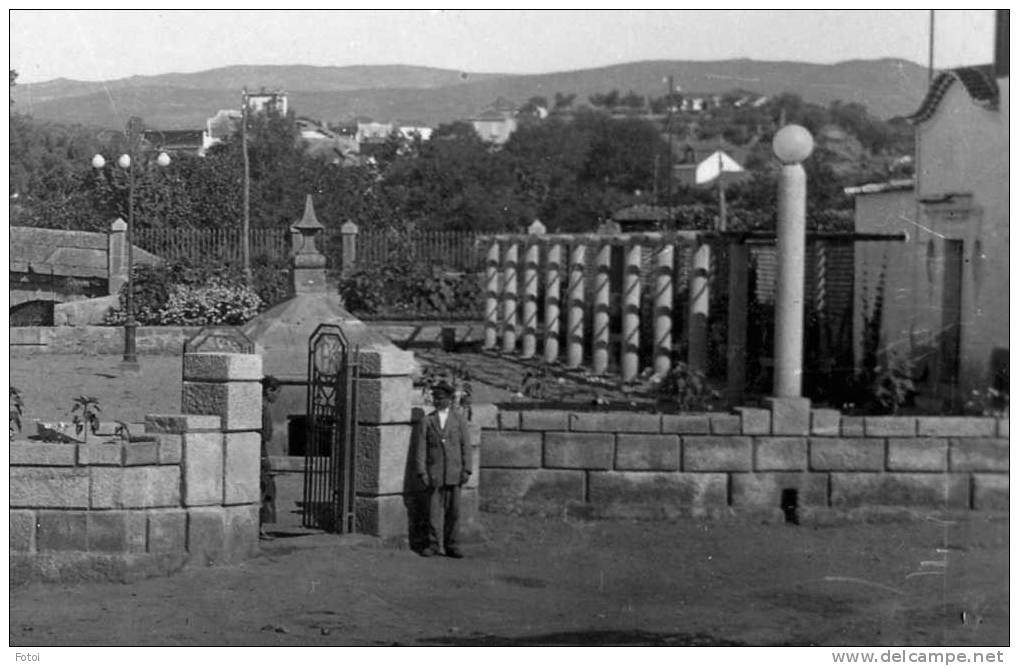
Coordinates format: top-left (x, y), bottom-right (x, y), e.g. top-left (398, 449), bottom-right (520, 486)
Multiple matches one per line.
top-left (771, 124), bottom-right (814, 398)
top-left (92, 145), bottom-right (170, 370)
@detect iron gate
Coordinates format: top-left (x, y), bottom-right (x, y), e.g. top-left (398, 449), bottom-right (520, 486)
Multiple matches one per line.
top-left (302, 324), bottom-right (360, 533)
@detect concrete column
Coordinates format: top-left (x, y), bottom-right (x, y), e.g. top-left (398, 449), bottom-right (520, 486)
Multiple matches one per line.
top-left (621, 241), bottom-right (642, 382)
top-left (502, 241), bottom-right (519, 354)
top-left (521, 220), bottom-right (545, 359)
top-left (688, 239), bottom-right (710, 373)
top-left (771, 124), bottom-right (814, 398)
top-left (484, 239), bottom-right (500, 350)
top-left (653, 242), bottom-right (674, 377)
top-left (566, 243), bottom-right (587, 369)
top-left (774, 163), bottom-right (807, 397)
top-left (339, 220), bottom-right (359, 278)
top-left (544, 242), bottom-right (562, 364)
top-left (108, 218), bottom-right (128, 296)
top-left (726, 242), bottom-right (749, 404)
top-left (592, 240), bottom-right (612, 375)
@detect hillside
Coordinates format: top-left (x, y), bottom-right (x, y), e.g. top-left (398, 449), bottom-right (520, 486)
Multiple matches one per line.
top-left (10, 59), bottom-right (929, 130)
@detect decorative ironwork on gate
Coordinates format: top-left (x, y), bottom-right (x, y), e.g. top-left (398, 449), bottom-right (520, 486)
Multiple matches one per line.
top-left (302, 324), bottom-right (360, 533)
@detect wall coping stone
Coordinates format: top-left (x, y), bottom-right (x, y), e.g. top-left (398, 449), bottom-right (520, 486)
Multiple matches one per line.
top-left (145, 414), bottom-right (222, 434)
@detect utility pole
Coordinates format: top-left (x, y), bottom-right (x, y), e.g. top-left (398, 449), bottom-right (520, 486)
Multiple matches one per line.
top-left (241, 88), bottom-right (252, 287)
top-left (666, 75), bottom-right (675, 225)
top-left (928, 11), bottom-right (936, 84)
top-left (717, 150), bottom-right (727, 232)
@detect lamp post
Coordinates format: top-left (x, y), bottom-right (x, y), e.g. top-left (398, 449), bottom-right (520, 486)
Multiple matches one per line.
top-left (771, 124), bottom-right (814, 397)
top-left (92, 143), bottom-right (170, 370)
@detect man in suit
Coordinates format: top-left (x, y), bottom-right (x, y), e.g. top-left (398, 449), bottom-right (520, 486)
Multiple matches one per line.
top-left (414, 381), bottom-right (472, 558)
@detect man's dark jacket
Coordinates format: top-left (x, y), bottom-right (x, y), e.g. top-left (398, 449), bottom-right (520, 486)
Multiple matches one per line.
top-left (414, 408), bottom-right (472, 486)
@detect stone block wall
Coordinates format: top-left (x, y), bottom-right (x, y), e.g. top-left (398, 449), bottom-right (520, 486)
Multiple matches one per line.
top-left (478, 403), bottom-right (1009, 520)
top-left (10, 353), bottom-right (263, 584)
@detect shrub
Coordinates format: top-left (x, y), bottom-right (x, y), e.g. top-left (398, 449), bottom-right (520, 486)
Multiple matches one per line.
top-left (158, 279), bottom-right (263, 326)
top-left (339, 263), bottom-right (480, 319)
top-left (104, 257), bottom-right (277, 325)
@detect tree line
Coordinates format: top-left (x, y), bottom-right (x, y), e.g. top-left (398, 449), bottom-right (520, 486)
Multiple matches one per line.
top-left (10, 69), bottom-right (912, 237)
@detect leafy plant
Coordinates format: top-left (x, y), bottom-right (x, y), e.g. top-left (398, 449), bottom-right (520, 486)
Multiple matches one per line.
top-left (869, 351), bottom-right (916, 415)
top-left (653, 361), bottom-right (719, 412)
top-left (10, 386), bottom-right (24, 440)
top-left (519, 364), bottom-right (559, 400)
top-left (71, 395), bottom-right (101, 442)
top-left (964, 387), bottom-right (1009, 418)
top-left (114, 420), bottom-right (132, 443)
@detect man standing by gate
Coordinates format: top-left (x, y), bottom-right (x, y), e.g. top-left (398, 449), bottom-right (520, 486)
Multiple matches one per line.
top-left (415, 382), bottom-right (472, 558)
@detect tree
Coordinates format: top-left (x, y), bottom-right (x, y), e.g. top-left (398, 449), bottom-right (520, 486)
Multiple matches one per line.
top-left (553, 92), bottom-right (576, 110)
top-left (620, 90), bottom-right (645, 109)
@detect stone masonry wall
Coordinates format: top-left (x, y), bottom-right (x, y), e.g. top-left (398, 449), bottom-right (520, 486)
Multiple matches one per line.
top-left (477, 402), bottom-right (1009, 521)
top-left (10, 353), bottom-right (263, 584)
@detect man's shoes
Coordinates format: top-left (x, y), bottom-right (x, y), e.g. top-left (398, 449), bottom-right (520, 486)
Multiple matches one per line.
top-left (445, 547), bottom-right (464, 559)
top-left (419, 547), bottom-right (440, 558)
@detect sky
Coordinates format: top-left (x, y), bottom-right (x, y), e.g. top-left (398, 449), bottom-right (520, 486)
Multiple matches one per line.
top-left (9, 9), bottom-right (1001, 84)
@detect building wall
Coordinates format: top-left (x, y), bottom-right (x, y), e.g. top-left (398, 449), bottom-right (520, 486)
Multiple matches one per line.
top-left (851, 189), bottom-right (930, 374)
top-left (915, 77), bottom-right (1009, 399)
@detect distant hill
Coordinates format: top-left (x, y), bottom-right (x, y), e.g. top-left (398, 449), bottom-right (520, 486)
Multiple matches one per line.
top-left (11, 59), bottom-right (929, 130)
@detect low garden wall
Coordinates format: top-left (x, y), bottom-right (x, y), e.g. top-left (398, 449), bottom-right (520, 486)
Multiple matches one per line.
top-left (9, 325), bottom-right (201, 355)
top-left (474, 400), bottom-right (1009, 521)
top-left (9, 321), bottom-right (483, 355)
top-left (10, 414), bottom-right (260, 584)
top-left (9, 353), bottom-right (264, 584)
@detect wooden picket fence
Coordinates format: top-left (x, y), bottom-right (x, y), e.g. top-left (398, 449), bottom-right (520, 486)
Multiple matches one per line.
top-left (133, 227), bottom-right (483, 272)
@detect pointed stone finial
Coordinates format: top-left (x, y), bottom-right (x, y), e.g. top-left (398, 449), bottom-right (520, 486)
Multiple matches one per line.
top-left (293, 194), bottom-right (324, 233)
top-left (527, 219), bottom-right (546, 235)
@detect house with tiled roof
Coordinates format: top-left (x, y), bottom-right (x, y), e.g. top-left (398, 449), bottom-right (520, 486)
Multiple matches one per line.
top-left (848, 10), bottom-right (1009, 409)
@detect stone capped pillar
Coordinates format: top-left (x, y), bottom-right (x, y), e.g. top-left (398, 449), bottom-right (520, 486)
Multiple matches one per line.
top-left (339, 220), bottom-right (359, 278)
top-left (177, 351), bottom-right (264, 564)
top-left (108, 218), bottom-right (128, 296)
top-left (180, 353), bottom-right (263, 551)
top-left (291, 195), bottom-right (329, 295)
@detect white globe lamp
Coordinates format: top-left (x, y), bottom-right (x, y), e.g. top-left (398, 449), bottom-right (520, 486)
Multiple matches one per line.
top-left (772, 124), bottom-right (814, 164)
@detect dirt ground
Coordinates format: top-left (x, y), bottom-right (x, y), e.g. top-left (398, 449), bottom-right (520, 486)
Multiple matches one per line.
top-left (9, 512), bottom-right (1010, 646)
top-left (8, 353), bottom-right (1011, 646)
